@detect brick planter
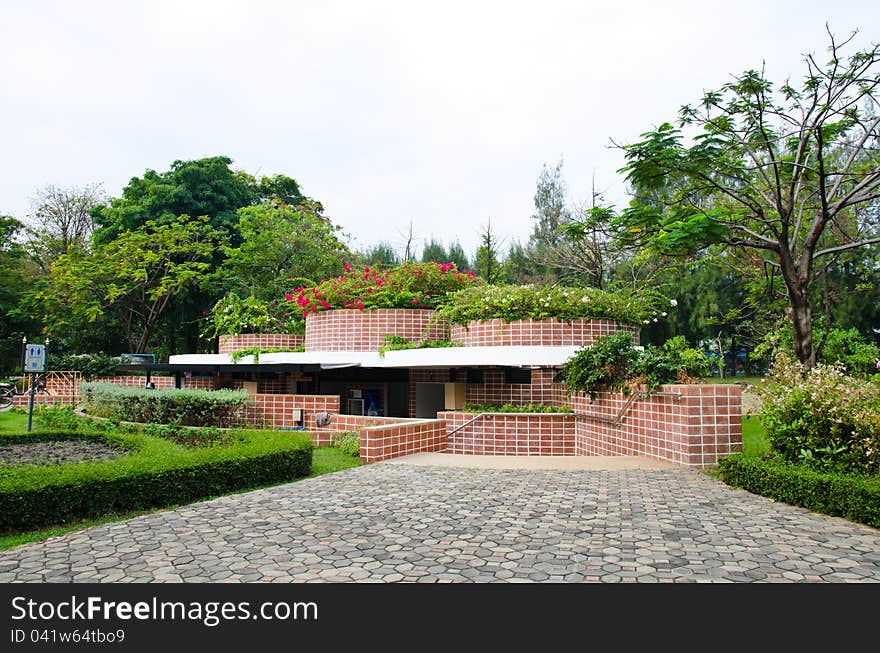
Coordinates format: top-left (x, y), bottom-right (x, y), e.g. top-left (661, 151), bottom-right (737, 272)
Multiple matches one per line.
top-left (450, 318), bottom-right (638, 347)
top-left (218, 333), bottom-right (305, 354)
top-left (304, 309), bottom-right (449, 351)
top-left (439, 411), bottom-right (576, 455)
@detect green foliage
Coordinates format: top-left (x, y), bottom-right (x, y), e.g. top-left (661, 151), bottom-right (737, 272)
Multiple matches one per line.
top-left (48, 352), bottom-right (123, 379)
top-left (33, 405), bottom-right (83, 431)
top-left (0, 427), bottom-right (312, 531)
top-left (438, 284), bottom-right (666, 326)
top-left (377, 335), bottom-right (460, 356)
top-left (462, 403), bottom-right (573, 414)
top-left (82, 382), bottom-right (251, 428)
top-left (222, 200), bottom-right (348, 302)
top-left (757, 354), bottom-right (880, 475)
top-left (331, 432), bottom-right (361, 457)
top-left (40, 216), bottom-right (221, 353)
top-left (0, 216), bottom-right (37, 373)
top-left (717, 456), bottom-right (880, 529)
top-left (291, 261), bottom-right (478, 315)
top-left (755, 326), bottom-right (880, 378)
top-left (139, 422), bottom-right (240, 448)
top-left (229, 346), bottom-right (305, 364)
top-left (558, 332), bottom-right (712, 398)
top-left (205, 293), bottom-right (304, 339)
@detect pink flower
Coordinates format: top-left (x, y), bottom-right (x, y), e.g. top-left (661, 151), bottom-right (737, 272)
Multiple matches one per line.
top-left (282, 313), bottom-right (287, 318)
top-left (302, 310), bottom-right (308, 318)
top-left (201, 309), bottom-right (207, 316)
top-left (284, 293), bottom-right (294, 301)
top-left (344, 263), bottom-right (351, 271)
top-left (356, 303), bottom-right (365, 311)
top-left (412, 269), bottom-right (423, 275)
top-left (321, 300), bottom-right (330, 309)
top-left (411, 298), bottom-right (419, 305)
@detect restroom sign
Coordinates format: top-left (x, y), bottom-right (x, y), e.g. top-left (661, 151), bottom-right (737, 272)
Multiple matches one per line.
top-left (23, 344), bottom-right (46, 373)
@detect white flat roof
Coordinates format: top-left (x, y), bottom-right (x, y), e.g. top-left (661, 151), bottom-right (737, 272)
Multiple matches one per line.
top-left (168, 346), bottom-right (580, 369)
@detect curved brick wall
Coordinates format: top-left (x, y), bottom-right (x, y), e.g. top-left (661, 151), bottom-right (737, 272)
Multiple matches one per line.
top-left (450, 318), bottom-right (639, 347)
top-left (304, 309), bottom-right (449, 351)
top-left (440, 411), bottom-right (576, 456)
top-left (218, 333), bottom-right (304, 354)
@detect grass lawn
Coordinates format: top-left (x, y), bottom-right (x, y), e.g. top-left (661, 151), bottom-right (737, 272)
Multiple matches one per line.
top-left (0, 410), bottom-right (361, 551)
top-left (741, 415), bottom-right (769, 458)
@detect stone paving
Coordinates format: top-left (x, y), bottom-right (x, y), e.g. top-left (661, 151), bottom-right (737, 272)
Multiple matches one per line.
top-left (1, 463), bottom-right (879, 583)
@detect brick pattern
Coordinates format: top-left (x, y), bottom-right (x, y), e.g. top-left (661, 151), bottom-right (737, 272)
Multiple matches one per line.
top-left (440, 411), bottom-right (575, 456)
top-left (13, 375), bottom-right (178, 407)
top-left (184, 377), bottom-right (216, 390)
top-left (218, 333), bottom-right (304, 354)
top-left (92, 375), bottom-right (175, 388)
top-left (465, 368), bottom-right (565, 407)
top-left (360, 419), bottom-right (448, 463)
top-left (242, 394), bottom-right (340, 437)
top-left (450, 318), bottom-right (639, 347)
top-left (572, 384), bottom-right (742, 467)
top-left (304, 309), bottom-right (449, 351)
top-left (225, 378), bottom-right (294, 394)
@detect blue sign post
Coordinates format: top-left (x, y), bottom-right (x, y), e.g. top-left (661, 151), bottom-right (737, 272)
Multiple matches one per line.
top-left (22, 341), bottom-right (47, 432)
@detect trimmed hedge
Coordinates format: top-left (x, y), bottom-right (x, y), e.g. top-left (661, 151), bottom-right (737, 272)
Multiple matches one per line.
top-left (717, 455), bottom-right (880, 529)
top-left (82, 382), bottom-right (250, 428)
top-left (0, 428), bottom-right (312, 531)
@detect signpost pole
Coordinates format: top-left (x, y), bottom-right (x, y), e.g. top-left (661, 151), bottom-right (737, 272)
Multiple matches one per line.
top-left (26, 372), bottom-right (35, 432)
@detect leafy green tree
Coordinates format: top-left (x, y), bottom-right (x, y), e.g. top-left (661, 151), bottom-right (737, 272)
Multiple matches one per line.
top-left (25, 184), bottom-right (104, 271)
top-left (222, 200), bottom-right (349, 301)
top-left (0, 216), bottom-right (38, 372)
top-left (421, 238), bottom-right (448, 263)
top-left (447, 241), bottom-right (471, 272)
top-left (42, 217), bottom-right (222, 353)
top-left (614, 30), bottom-right (880, 367)
top-left (475, 220), bottom-right (502, 284)
top-left (360, 242), bottom-right (400, 266)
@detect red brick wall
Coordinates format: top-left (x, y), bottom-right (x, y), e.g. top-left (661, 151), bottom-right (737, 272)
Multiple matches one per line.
top-left (304, 309), bottom-right (449, 351)
top-left (571, 384), bottom-right (742, 467)
top-left (243, 394), bottom-right (340, 437)
top-left (464, 368), bottom-right (565, 407)
top-left (450, 318), bottom-right (639, 347)
top-left (218, 333), bottom-right (304, 354)
top-left (360, 419), bottom-right (448, 462)
top-left (92, 375), bottom-right (175, 388)
top-left (440, 411), bottom-right (575, 455)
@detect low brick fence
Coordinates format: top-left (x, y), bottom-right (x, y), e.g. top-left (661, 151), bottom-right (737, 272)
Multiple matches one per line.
top-left (360, 419), bottom-right (447, 463)
top-left (439, 411), bottom-right (576, 456)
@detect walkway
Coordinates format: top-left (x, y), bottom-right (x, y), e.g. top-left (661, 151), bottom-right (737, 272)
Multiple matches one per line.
top-left (1, 463), bottom-right (878, 582)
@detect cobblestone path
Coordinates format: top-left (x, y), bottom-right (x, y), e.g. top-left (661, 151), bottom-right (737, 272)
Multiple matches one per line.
top-left (1, 464), bottom-right (878, 582)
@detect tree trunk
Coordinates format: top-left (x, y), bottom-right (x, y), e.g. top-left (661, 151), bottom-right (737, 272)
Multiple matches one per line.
top-left (789, 287), bottom-right (816, 368)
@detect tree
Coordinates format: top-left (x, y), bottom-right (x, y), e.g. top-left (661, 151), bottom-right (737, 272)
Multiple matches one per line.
top-left (447, 241), bottom-right (471, 272)
top-left (530, 158), bottom-right (570, 246)
top-left (615, 29), bottom-right (880, 367)
top-left (25, 184), bottom-right (104, 271)
top-left (475, 220), bottom-right (503, 284)
top-left (222, 200), bottom-right (349, 300)
top-left (360, 242), bottom-right (400, 266)
top-left (43, 217), bottom-right (222, 353)
top-left (0, 216), bottom-right (38, 371)
top-left (421, 237), bottom-right (448, 263)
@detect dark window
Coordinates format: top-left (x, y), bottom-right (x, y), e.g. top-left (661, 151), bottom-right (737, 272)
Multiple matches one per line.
top-left (503, 368), bottom-right (532, 384)
top-left (466, 368), bottom-right (485, 384)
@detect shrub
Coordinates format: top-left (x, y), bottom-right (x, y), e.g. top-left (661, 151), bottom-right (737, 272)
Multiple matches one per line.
top-left (230, 346), bottom-right (306, 364)
top-left (717, 455), bottom-right (880, 529)
top-left (753, 325), bottom-right (879, 377)
top-left (288, 261), bottom-right (479, 315)
top-left (331, 432), bottom-right (361, 457)
top-left (0, 428), bottom-right (312, 531)
top-left (558, 333), bottom-right (712, 398)
top-left (461, 403), bottom-right (573, 413)
top-left (437, 284), bottom-right (671, 326)
top-left (204, 293), bottom-right (305, 337)
top-left (47, 352), bottom-right (123, 379)
top-left (756, 353), bottom-right (880, 475)
top-left (377, 335), bottom-right (460, 356)
top-left (82, 383), bottom-right (251, 428)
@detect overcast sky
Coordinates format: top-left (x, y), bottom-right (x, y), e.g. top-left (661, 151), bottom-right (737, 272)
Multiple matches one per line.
top-left (2, 1), bottom-right (878, 258)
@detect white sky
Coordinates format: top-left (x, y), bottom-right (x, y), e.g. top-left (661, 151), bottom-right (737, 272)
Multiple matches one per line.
top-left (1, 0), bottom-right (877, 258)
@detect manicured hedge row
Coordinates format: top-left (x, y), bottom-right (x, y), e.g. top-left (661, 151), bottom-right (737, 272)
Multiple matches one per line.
top-left (82, 382), bottom-right (250, 428)
top-left (717, 455), bottom-right (880, 529)
top-left (0, 429), bottom-right (312, 531)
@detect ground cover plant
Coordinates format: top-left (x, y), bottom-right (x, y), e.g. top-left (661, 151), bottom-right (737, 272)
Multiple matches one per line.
top-left (461, 402), bottom-right (573, 413)
top-left (289, 261), bottom-right (478, 315)
top-left (437, 284), bottom-right (669, 327)
top-left (82, 382), bottom-right (250, 428)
